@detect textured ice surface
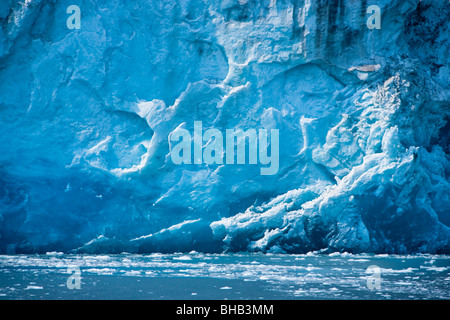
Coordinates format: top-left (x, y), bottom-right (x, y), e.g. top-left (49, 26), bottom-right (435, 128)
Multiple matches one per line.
top-left (0, 0), bottom-right (449, 253)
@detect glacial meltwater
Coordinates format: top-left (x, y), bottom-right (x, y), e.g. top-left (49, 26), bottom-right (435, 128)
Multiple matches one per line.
top-left (0, 253), bottom-right (448, 300)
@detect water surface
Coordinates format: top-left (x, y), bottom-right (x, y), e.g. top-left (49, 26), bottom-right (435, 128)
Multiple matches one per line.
top-left (0, 253), bottom-right (448, 300)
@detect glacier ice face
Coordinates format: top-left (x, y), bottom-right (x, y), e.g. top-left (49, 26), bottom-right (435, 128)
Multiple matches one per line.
top-left (0, 0), bottom-right (448, 254)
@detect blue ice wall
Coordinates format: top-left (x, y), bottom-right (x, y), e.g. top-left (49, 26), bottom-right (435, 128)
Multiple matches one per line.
top-left (0, 0), bottom-right (449, 254)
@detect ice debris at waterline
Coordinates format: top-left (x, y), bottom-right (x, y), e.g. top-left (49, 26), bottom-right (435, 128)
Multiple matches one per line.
top-left (0, 0), bottom-right (449, 254)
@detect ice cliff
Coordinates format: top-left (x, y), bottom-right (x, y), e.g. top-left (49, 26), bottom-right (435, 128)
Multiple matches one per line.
top-left (0, 0), bottom-right (449, 254)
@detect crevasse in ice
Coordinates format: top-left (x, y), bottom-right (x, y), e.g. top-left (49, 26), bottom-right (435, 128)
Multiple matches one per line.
top-left (0, 0), bottom-right (448, 254)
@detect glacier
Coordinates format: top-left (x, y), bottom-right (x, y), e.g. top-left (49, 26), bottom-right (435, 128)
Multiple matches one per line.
top-left (0, 0), bottom-right (449, 254)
